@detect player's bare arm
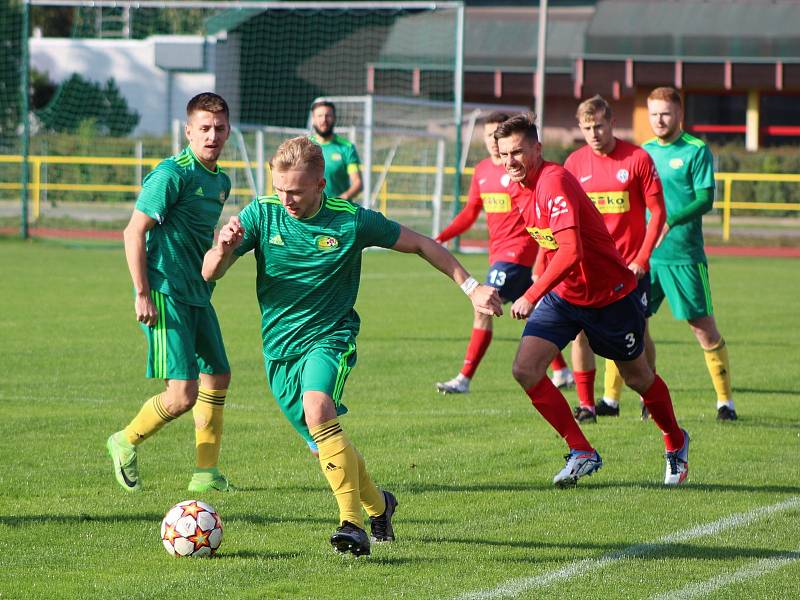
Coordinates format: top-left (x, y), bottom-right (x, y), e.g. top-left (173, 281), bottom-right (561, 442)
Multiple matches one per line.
top-left (202, 216), bottom-right (244, 281)
top-left (511, 226), bottom-right (582, 320)
top-left (340, 169), bottom-right (363, 200)
top-left (391, 225), bottom-right (503, 316)
top-left (123, 209), bottom-right (158, 327)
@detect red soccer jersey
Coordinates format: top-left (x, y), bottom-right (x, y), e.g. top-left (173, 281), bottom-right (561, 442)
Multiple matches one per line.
top-left (517, 161), bottom-right (636, 307)
top-left (466, 158), bottom-right (538, 266)
top-left (564, 139), bottom-right (663, 266)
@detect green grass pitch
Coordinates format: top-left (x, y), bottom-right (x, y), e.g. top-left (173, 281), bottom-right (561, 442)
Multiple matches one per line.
top-left (1, 238), bottom-right (799, 599)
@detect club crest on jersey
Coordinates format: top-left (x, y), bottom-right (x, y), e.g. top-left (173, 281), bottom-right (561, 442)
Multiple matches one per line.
top-left (616, 169), bottom-right (630, 183)
top-left (500, 173), bottom-right (511, 187)
top-left (669, 158), bottom-right (684, 169)
top-left (315, 235), bottom-right (340, 252)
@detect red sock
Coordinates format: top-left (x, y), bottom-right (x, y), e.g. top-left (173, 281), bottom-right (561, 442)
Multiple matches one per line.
top-left (641, 374), bottom-right (684, 451)
top-left (525, 377), bottom-right (593, 451)
top-left (550, 352), bottom-right (568, 371)
top-left (574, 370), bottom-right (596, 410)
top-left (460, 328), bottom-right (493, 378)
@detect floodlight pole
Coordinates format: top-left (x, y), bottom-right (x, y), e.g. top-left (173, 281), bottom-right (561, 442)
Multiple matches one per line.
top-left (534, 0), bottom-right (548, 134)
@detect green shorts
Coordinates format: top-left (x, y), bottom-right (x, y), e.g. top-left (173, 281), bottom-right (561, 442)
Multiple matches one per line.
top-left (141, 290), bottom-right (230, 380)
top-left (264, 340), bottom-right (356, 446)
top-left (650, 262), bottom-right (714, 321)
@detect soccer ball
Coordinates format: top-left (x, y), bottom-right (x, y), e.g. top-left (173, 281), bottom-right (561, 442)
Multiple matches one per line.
top-left (160, 500), bottom-right (223, 557)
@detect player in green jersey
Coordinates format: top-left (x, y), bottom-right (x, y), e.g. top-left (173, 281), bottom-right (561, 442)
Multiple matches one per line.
top-left (202, 136), bottom-right (502, 556)
top-left (106, 92), bottom-right (236, 494)
top-left (644, 86), bottom-right (735, 421)
top-left (309, 100), bottom-right (363, 200)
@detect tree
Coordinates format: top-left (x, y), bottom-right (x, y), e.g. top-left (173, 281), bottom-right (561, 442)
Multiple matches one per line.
top-left (36, 74), bottom-right (140, 137)
top-left (0, 0), bottom-right (23, 151)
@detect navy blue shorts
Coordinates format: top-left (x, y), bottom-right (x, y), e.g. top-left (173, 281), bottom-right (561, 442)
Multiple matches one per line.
top-left (522, 290), bottom-right (646, 361)
top-left (485, 261), bottom-right (532, 303)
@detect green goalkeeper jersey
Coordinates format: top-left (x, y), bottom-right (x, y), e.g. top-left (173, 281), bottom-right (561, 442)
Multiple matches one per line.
top-left (644, 132), bottom-right (715, 265)
top-left (309, 134), bottom-right (361, 198)
top-left (135, 146), bottom-right (231, 306)
top-left (234, 194), bottom-right (401, 360)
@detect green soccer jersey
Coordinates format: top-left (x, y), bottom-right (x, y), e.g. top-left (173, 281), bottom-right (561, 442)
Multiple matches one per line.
top-left (135, 146), bottom-right (231, 306)
top-left (644, 132), bottom-right (715, 265)
top-left (309, 134), bottom-right (361, 198)
top-left (234, 194), bottom-right (401, 360)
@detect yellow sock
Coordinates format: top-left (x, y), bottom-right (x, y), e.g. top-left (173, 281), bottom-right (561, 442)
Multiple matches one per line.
top-left (193, 387), bottom-right (226, 469)
top-left (123, 393), bottom-right (174, 445)
top-left (704, 338), bottom-right (733, 401)
top-left (311, 418), bottom-right (363, 529)
top-left (355, 449), bottom-right (386, 518)
top-left (603, 359), bottom-right (624, 402)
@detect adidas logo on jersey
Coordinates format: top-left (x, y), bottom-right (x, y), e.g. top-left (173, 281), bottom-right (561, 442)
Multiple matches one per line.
top-left (269, 234), bottom-right (285, 246)
top-left (195, 186), bottom-right (204, 196)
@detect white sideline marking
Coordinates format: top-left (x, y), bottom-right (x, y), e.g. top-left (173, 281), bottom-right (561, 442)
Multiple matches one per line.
top-left (453, 496), bottom-right (800, 600)
top-left (649, 547), bottom-right (800, 600)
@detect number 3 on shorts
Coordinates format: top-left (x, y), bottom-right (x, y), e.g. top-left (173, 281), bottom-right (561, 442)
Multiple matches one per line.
top-left (625, 332), bottom-right (636, 348)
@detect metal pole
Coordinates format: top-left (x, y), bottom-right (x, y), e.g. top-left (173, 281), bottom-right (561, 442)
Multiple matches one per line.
top-left (362, 95), bottom-right (373, 208)
top-left (534, 0), bottom-right (549, 133)
top-left (135, 140), bottom-right (143, 191)
top-left (20, 0), bottom-right (30, 239)
top-left (255, 129), bottom-right (265, 195)
top-left (432, 137), bottom-right (445, 238)
top-left (452, 3), bottom-right (464, 250)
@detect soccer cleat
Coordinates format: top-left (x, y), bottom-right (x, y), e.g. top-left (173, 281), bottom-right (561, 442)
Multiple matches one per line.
top-left (187, 471), bottom-right (235, 493)
top-left (664, 428), bottom-right (690, 486)
top-left (717, 406), bottom-right (738, 421)
top-left (331, 521), bottom-right (371, 556)
top-left (551, 368), bottom-right (575, 389)
top-left (572, 406), bottom-right (597, 423)
top-left (595, 399), bottom-right (620, 417)
top-left (553, 449), bottom-right (603, 488)
top-left (369, 490), bottom-right (398, 543)
top-left (436, 375), bottom-right (470, 395)
top-left (106, 433), bottom-right (141, 493)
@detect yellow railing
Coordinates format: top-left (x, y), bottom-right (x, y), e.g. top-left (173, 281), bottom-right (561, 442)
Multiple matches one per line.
top-left (715, 171), bottom-right (800, 241)
top-left (1, 156), bottom-right (798, 241)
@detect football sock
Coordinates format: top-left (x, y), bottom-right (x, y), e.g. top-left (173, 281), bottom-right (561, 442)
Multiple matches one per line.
top-left (525, 377), bottom-right (593, 451)
top-left (574, 369), bottom-right (596, 410)
top-left (311, 418), bottom-right (364, 529)
top-left (640, 375), bottom-right (684, 451)
top-left (193, 387), bottom-right (226, 469)
top-left (123, 393), bottom-right (174, 445)
top-left (460, 328), bottom-right (493, 378)
top-left (354, 448), bottom-right (386, 518)
top-left (603, 358), bottom-right (624, 404)
top-left (703, 338), bottom-right (733, 404)
top-left (550, 352), bottom-right (568, 372)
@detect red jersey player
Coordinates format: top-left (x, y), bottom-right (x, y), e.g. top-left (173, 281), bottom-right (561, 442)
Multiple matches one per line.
top-left (495, 113), bottom-right (689, 487)
top-left (435, 112), bottom-right (539, 394)
top-left (563, 95), bottom-right (665, 422)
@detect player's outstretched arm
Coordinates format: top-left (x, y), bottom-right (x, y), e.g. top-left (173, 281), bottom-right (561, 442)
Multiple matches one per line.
top-left (390, 225), bottom-right (503, 316)
top-left (202, 216), bottom-right (244, 281)
top-left (123, 209), bottom-right (158, 327)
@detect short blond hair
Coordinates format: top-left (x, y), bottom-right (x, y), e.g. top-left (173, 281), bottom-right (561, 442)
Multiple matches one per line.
top-left (271, 136), bottom-right (325, 177)
top-left (576, 94), bottom-right (612, 122)
top-left (648, 86), bottom-right (682, 108)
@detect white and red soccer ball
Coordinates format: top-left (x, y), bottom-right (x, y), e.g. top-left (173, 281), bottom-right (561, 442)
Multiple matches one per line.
top-left (160, 500), bottom-right (223, 557)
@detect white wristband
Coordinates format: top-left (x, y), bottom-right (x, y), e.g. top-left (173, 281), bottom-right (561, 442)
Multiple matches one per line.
top-left (460, 276), bottom-right (479, 296)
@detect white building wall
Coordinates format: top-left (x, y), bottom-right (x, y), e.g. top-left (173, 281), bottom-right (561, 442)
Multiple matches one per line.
top-left (30, 37), bottom-right (215, 136)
